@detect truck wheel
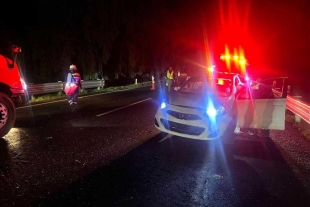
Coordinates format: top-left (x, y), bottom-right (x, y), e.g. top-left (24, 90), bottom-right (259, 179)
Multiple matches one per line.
top-left (0, 92), bottom-right (16, 138)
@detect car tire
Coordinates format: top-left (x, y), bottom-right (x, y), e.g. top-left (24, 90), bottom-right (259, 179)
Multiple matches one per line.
top-left (0, 92), bottom-right (16, 138)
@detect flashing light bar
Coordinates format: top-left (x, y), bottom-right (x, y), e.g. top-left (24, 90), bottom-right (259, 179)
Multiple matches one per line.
top-left (208, 65), bottom-right (216, 72)
top-left (220, 54), bottom-right (247, 65)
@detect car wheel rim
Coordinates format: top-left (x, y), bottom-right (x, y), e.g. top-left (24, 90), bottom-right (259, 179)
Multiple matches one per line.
top-left (0, 103), bottom-right (8, 128)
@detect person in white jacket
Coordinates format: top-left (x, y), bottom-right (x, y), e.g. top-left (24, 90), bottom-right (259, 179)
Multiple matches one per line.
top-left (66, 64), bottom-right (82, 112)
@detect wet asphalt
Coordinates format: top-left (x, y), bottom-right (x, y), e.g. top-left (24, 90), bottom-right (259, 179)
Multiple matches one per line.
top-left (0, 85), bottom-right (310, 207)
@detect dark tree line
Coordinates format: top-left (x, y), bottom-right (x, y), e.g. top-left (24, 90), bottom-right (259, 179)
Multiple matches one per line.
top-left (0, 0), bottom-right (211, 84)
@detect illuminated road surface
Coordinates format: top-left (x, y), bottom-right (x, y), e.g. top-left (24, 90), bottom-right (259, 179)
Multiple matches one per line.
top-left (1, 85), bottom-right (309, 207)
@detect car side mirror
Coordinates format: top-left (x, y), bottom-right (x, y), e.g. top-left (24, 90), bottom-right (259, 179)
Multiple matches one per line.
top-left (12, 45), bottom-right (22, 53)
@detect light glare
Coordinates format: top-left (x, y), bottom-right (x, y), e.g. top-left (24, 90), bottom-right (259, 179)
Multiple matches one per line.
top-left (161, 102), bottom-right (166, 109)
top-left (207, 107), bottom-right (217, 117)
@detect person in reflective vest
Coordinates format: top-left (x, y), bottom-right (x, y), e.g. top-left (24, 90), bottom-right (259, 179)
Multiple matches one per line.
top-left (166, 66), bottom-right (174, 93)
top-left (66, 64), bottom-right (82, 112)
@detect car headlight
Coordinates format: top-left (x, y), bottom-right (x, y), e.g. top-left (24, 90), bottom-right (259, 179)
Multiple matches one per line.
top-left (160, 101), bottom-right (166, 109)
top-left (20, 78), bottom-right (27, 90)
top-left (207, 107), bottom-right (217, 117)
top-left (205, 105), bottom-right (225, 117)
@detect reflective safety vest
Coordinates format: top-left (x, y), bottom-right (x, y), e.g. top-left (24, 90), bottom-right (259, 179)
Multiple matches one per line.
top-left (167, 70), bottom-right (174, 79)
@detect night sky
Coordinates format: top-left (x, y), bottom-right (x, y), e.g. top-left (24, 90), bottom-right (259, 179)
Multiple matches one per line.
top-left (1, 0), bottom-right (309, 97)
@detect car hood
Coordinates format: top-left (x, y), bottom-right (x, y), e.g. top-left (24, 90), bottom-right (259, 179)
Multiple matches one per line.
top-left (169, 91), bottom-right (222, 109)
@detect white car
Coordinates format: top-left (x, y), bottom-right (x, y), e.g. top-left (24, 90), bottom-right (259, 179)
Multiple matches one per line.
top-left (154, 72), bottom-right (288, 140)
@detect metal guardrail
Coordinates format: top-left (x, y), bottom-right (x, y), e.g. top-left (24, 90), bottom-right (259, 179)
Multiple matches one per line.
top-left (286, 95), bottom-right (310, 124)
top-left (26, 79), bottom-right (105, 95)
top-left (273, 89), bottom-right (310, 124)
top-left (26, 80), bottom-right (310, 125)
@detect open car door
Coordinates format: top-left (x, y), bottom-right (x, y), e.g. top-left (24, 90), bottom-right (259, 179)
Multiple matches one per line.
top-left (235, 77), bottom-right (288, 130)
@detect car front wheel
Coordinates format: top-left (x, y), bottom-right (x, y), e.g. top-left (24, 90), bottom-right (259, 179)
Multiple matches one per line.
top-left (0, 92), bottom-right (16, 138)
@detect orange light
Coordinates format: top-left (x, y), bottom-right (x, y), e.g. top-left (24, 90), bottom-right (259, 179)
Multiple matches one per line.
top-left (218, 79), bottom-right (224, 85)
top-left (239, 60), bottom-right (246, 65)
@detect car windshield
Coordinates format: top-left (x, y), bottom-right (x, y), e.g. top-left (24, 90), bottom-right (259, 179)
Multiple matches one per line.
top-left (178, 76), bottom-right (205, 94)
top-left (178, 76), bottom-right (233, 97)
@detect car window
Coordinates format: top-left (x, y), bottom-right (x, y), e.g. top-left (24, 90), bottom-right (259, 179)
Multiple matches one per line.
top-left (179, 75), bottom-right (233, 97)
top-left (237, 81), bottom-right (275, 100)
top-left (178, 77), bottom-right (205, 94)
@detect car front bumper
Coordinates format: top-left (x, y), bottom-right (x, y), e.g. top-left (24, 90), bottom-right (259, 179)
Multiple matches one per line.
top-left (154, 104), bottom-right (228, 140)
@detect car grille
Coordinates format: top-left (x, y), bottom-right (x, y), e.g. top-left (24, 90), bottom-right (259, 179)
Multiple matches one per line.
top-left (166, 110), bottom-right (201, 120)
top-left (160, 118), bottom-right (205, 136)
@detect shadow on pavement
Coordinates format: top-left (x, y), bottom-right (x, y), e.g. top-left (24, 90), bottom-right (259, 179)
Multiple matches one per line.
top-left (34, 131), bottom-right (310, 207)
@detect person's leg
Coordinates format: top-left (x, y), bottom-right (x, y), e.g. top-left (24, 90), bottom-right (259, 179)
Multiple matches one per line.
top-left (67, 95), bottom-right (74, 106)
top-left (73, 93), bottom-right (78, 111)
top-left (167, 79), bottom-right (172, 93)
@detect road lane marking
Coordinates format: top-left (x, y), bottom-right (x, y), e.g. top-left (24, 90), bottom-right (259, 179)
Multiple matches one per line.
top-left (17, 86), bottom-right (151, 109)
top-left (96, 98), bottom-right (152, 117)
top-left (17, 99), bottom-right (67, 109)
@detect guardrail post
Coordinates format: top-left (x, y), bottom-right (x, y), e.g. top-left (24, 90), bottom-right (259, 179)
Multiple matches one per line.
top-left (294, 96), bottom-right (302, 123)
top-left (151, 76), bottom-right (155, 90)
top-left (58, 81), bottom-right (63, 95)
top-left (80, 80), bottom-right (84, 93)
top-left (97, 79), bottom-right (101, 90)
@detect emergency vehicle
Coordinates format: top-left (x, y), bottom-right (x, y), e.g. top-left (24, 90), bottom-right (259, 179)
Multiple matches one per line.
top-left (0, 45), bottom-right (27, 138)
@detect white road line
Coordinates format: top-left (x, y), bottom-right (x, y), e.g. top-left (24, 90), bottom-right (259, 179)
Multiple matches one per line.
top-left (17, 99), bottom-right (67, 109)
top-left (96, 98), bottom-right (152, 117)
top-left (16, 87), bottom-right (146, 109)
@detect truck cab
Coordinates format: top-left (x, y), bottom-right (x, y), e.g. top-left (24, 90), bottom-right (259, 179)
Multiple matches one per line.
top-left (0, 45), bottom-right (27, 137)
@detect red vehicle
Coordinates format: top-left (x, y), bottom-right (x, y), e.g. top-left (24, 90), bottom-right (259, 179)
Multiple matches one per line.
top-left (0, 45), bottom-right (27, 138)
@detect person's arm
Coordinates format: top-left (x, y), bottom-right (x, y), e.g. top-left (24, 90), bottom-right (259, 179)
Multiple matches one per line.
top-left (66, 73), bottom-right (72, 83)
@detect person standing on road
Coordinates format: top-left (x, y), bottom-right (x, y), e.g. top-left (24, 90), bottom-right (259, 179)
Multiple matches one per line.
top-left (66, 64), bottom-right (82, 112)
top-left (166, 66), bottom-right (174, 93)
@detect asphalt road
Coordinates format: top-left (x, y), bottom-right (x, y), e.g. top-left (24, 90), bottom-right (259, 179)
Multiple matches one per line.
top-left (1, 85), bottom-right (310, 207)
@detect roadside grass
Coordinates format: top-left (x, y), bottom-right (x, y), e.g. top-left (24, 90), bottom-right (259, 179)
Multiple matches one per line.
top-left (285, 111), bottom-right (310, 141)
top-left (29, 82), bottom-right (152, 103)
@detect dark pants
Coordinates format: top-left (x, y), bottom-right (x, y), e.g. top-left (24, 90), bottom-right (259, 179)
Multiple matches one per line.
top-left (67, 89), bottom-right (79, 110)
top-left (166, 78), bottom-right (173, 93)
